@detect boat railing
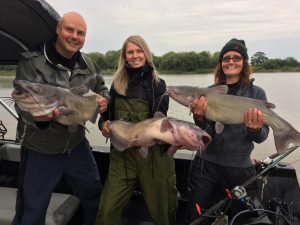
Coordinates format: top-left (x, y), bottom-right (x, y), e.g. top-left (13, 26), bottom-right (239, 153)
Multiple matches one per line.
top-left (0, 120), bottom-right (7, 139)
top-left (0, 99), bottom-right (18, 140)
top-left (0, 99), bottom-right (18, 120)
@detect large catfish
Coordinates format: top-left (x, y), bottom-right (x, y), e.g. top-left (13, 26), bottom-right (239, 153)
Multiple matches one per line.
top-left (11, 80), bottom-right (100, 127)
top-left (109, 117), bottom-right (212, 158)
top-left (167, 85), bottom-right (300, 155)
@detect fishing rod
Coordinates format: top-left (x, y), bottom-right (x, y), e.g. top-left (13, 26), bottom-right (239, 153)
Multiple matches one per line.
top-left (242, 145), bottom-right (298, 189)
top-left (189, 145), bottom-right (299, 225)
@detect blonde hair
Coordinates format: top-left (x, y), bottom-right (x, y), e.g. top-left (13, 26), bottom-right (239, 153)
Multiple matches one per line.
top-left (213, 59), bottom-right (253, 87)
top-left (113, 35), bottom-right (159, 95)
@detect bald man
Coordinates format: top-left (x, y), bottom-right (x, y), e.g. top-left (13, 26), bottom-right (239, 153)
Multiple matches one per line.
top-left (12, 12), bottom-right (110, 225)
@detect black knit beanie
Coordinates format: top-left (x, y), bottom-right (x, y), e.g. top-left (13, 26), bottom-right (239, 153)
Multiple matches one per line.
top-left (219, 38), bottom-right (248, 61)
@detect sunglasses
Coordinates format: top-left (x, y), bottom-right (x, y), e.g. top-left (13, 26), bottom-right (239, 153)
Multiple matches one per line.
top-left (221, 55), bottom-right (244, 63)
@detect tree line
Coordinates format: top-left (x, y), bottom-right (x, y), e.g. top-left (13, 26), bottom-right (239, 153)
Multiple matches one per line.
top-left (1, 51), bottom-right (300, 74)
top-left (86, 50), bottom-right (300, 74)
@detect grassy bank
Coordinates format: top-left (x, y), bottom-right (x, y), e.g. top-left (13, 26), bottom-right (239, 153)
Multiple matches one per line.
top-left (253, 67), bottom-right (300, 73)
top-left (0, 70), bottom-right (15, 76)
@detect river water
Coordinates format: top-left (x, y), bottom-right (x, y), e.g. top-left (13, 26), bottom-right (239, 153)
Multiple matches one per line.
top-left (1, 73), bottom-right (300, 179)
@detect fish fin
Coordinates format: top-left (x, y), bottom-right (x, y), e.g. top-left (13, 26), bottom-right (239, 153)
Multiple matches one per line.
top-left (110, 134), bottom-right (128, 151)
top-left (69, 85), bottom-right (89, 96)
top-left (84, 125), bottom-right (90, 133)
top-left (166, 145), bottom-right (179, 157)
top-left (160, 118), bottom-right (174, 133)
top-left (89, 106), bottom-right (99, 124)
top-left (128, 139), bottom-right (139, 148)
top-left (211, 85), bottom-right (228, 94)
top-left (273, 124), bottom-right (300, 154)
top-left (153, 111), bottom-right (166, 118)
top-left (262, 101), bottom-right (276, 109)
top-left (139, 147), bottom-right (149, 158)
top-left (215, 122), bottom-right (224, 134)
top-left (57, 106), bottom-right (77, 116)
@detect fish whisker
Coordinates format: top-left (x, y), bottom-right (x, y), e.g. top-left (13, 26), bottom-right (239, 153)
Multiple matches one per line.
top-left (157, 90), bottom-right (169, 110)
top-left (2, 99), bottom-right (14, 105)
top-left (26, 92), bottom-right (47, 116)
top-left (5, 100), bottom-right (15, 106)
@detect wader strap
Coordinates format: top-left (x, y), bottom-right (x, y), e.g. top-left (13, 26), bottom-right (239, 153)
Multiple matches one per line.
top-left (114, 97), bottom-right (150, 184)
top-left (151, 150), bottom-right (154, 178)
top-left (122, 153), bottom-right (129, 186)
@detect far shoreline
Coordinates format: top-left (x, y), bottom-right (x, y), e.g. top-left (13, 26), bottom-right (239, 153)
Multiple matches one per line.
top-left (1, 68), bottom-right (300, 77)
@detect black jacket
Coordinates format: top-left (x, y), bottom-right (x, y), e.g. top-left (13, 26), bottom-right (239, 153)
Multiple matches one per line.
top-left (99, 65), bottom-right (169, 128)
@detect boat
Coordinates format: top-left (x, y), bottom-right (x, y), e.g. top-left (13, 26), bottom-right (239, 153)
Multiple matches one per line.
top-left (0, 1), bottom-right (300, 224)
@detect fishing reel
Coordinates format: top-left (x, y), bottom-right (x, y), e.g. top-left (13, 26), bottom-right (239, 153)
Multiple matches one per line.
top-left (231, 186), bottom-right (252, 208)
top-left (254, 156), bottom-right (273, 173)
top-left (232, 186), bottom-right (248, 201)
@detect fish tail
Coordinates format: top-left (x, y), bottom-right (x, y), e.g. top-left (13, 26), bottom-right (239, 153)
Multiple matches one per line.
top-left (273, 125), bottom-right (300, 155)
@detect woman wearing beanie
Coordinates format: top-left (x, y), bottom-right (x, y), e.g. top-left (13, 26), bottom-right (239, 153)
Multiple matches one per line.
top-left (185, 38), bottom-right (270, 224)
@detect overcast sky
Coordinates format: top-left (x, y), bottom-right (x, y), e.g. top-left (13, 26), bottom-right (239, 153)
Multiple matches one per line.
top-left (49, 0), bottom-right (300, 60)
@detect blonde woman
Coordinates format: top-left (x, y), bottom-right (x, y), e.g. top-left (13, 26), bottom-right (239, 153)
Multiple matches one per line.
top-left (96, 35), bottom-right (178, 225)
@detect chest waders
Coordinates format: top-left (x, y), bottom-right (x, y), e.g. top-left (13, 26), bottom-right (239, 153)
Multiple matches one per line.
top-left (96, 98), bottom-right (178, 225)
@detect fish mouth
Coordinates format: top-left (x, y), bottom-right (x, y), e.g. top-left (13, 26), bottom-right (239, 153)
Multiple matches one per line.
top-left (11, 80), bottom-right (29, 99)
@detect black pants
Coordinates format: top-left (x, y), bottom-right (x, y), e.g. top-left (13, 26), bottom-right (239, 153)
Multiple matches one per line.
top-left (185, 156), bottom-right (258, 225)
top-left (12, 139), bottom-right (102, 225)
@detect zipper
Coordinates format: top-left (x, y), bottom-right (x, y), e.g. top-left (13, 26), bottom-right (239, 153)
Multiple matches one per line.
top-left (151, 79), bottom-right (155, 115)
top-left (63, 131), bottom-right (71, 154)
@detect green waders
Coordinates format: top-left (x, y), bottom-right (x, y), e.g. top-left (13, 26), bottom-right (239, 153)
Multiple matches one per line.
top-left (96, 98), bottom-right (178, 225)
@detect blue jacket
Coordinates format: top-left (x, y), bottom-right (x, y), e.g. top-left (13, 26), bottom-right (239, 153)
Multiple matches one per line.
top-left (195, 82), bottom-right (269, 167)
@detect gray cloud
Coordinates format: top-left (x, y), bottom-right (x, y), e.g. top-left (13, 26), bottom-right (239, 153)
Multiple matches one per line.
top-left (49, 0), bottom-right (300, 59)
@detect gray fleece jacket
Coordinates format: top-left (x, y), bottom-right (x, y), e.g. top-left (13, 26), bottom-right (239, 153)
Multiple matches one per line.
top-left (15, 41), bottom-right (110, 154)
top-left (195, 82), bottom-right (269, 168)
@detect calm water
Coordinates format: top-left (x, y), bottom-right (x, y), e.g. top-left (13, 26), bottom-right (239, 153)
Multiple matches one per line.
top-left (1, 73), bottom-right (300, 179)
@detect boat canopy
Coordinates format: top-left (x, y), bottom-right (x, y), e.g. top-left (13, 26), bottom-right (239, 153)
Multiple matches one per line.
top-left (0, 0), bottom-right (60, 65)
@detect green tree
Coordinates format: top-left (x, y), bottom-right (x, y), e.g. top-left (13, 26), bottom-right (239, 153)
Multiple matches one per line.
top-left (251, 52), bottom-right (268, 66)
top-left (179, 52), bottom-right (199, 71)
top-left (105, 50), bottom-right (121, 70)
top-left (159, 52), bottom-right (181, 71)
top-left (211, 52), bottom-right (220, 68)
top-left (197, 51), bottom-right (212, 69)
top-left (262, 58), bottom-right (284, 70)
top-left (85, 52), bottom-right (107, 69)
top-left (0, 65), bottom-right (16, 70)
top-left (153, 55), bottom-right (162, 69)
top-left (283, 57), bottom-right (300, 67)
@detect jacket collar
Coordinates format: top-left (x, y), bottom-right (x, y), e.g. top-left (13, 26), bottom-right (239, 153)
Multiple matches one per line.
top-left (43, 36), bottom-right (88, 70)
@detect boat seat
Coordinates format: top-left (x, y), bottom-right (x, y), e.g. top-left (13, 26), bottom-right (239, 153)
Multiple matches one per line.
top-left (0, 143), bottom-right (21, 162)
top-left (0, 187), bottom-right (80, 225)
top-left (0, 143), bottom-right (80, 225)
